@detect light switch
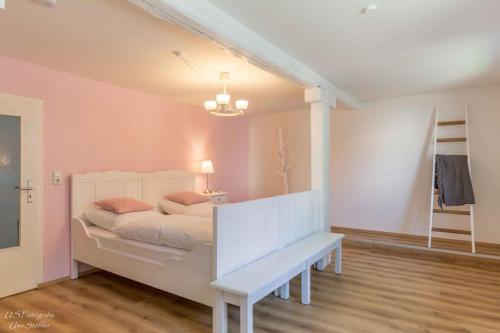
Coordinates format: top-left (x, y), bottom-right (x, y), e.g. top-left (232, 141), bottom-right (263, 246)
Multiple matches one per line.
top-left (52, 169), bottom-right (62, 185)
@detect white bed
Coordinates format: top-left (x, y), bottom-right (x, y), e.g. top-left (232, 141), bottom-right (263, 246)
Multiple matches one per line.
top-left (71, 170), bottom-right (217, 305)
top-left (71, 170), bottom-right (321, 325)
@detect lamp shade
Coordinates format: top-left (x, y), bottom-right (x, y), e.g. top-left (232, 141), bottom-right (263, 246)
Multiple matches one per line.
top-left (235, 100), bottom-right (249, 110)
top-left (216, 93), bottom-right (230, 105)
top-left (204, 100), bottom-right (217, 111)
top-left (200, 160), bottom-right (214, 174)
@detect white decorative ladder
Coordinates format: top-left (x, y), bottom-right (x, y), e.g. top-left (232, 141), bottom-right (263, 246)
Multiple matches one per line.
top-left (428, 106), bottom-right (476, 254)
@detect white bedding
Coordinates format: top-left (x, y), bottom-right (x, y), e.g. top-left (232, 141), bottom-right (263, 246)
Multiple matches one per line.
top-left (112, 214), bottom-right (212, 251)
top-left (86, 224), bottom-right (191, 263)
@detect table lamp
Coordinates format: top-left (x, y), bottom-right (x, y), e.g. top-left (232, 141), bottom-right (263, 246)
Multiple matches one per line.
top-left (200, 160), bottom-right (214, 194)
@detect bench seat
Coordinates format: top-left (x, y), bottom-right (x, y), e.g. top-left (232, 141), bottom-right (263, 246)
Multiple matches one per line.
top-left (211, 232), bottom-right (343, 297)
top-left (211, 231), bottom-right (343, 333)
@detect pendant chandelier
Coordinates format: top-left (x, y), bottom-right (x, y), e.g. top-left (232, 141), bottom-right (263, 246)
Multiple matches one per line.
top-left (204, 72), bottom-right (248, 117)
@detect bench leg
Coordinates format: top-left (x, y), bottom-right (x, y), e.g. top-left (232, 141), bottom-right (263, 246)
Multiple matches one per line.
top-left (240, 297), bottom-right (253, 333)
top-left (213, 291), bottom-right (227, 333)
top-left (317, 253), bottom-right (331, 271)
top-left (335, 244), bottom-right (342, 274)
top-left (279, 282), bottom-right (290, 300)
top-left (301, 265), bottom-right (311, 305)
top-left (70, 259), bottom-right (79, 280)
top-left (273, 288), bottom-right (280, 297)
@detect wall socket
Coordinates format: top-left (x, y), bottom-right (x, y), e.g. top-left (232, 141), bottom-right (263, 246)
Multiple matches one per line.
top-left (52, 169), bottom-right (62, 185)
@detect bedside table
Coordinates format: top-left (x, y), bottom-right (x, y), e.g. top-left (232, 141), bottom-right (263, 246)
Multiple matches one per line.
top-left (201, 191), bottom-right (228, 204)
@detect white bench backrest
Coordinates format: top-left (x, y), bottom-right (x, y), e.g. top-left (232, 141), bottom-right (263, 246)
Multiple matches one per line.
top-left (213, 190), bottom-right (320, 278)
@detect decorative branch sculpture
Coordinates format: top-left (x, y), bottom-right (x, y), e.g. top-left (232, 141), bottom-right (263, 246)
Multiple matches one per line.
top-left (274, 127), bottom-right (291, 194)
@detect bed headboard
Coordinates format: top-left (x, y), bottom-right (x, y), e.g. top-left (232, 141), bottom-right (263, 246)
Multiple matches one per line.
top-left (71, 170), bottom-right (195, 219)
top-left (213, 190), bottom-right (320, 278)
top-left (143, 170), bottom-right (195, 205)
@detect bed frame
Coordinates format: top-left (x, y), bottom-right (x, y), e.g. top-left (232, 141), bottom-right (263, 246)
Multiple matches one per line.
top-left (71, 170), bottom-right (321, 315)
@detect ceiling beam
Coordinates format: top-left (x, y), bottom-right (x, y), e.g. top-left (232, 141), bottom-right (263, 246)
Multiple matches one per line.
top-left (129, 0), bottom-right (359, 110)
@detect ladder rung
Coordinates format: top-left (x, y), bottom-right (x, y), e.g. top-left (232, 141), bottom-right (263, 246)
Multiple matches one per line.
top-left (437, 120), bottom-right (465, 126)
top-left (432, 227), bottom-right (471, 235)
top-left (433, 209), bottom-right (470, 216)
top-left (437, 137), bottom-right (466, 143)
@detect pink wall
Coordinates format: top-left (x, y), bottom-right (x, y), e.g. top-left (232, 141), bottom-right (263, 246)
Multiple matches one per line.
top-left (0, 56), bottom-right (249, 282)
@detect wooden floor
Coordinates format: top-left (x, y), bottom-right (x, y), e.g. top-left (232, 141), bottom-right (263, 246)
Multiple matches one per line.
top-left (335, 227), bottom-right (500, 257)
top-left (2, 244), bottom-right (500, 333)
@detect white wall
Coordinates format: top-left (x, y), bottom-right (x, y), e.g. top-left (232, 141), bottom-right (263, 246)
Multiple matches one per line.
top-left (332, 86), bottom-right (500, 244)
top-left (248, 86), bottom-right (500, 244)
top-left (249, 109), bottom-right (310, 199)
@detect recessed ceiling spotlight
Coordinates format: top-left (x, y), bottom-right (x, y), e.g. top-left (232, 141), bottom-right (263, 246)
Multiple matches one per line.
top-left (40, 0), bottom-right (56, 7)
top-left (362, 4), bottom-right (377, 14)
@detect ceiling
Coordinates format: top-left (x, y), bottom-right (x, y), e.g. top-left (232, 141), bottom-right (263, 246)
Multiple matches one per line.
top-left (2, 1), bottom-right (499, 109)
top-left (209, 0), bottom-right (500, 102)
top-left (0, 0), bottom-right (305, 113)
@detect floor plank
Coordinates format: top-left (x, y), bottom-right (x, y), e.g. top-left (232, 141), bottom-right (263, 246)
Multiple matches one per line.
top-left (335, 226), bottom-right (500, 257)
top-left (1, 245), bottom-right (500, 332)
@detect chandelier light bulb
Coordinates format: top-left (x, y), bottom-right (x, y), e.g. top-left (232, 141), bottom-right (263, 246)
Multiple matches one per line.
top-left (216, 93), bottom-right (230, 105)
top-left (235, 100), bottom-right (249, 110)
top-left (204, 100), bottom-right (217, 111)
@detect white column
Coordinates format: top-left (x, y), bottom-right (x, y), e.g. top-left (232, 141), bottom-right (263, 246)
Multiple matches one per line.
top-left (305, 87), bottom-right (335, 270)
top-left (305, 87), bottom-right (335, 232)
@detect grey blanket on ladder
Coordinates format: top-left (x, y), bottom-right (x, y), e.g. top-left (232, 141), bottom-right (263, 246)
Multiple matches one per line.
top-left (435, 154), bottom-right (475, 209)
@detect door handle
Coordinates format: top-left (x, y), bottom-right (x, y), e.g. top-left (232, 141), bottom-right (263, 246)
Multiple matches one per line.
top-left (15, 186), bottom-right (34, 191)
top-left (15, 180), bottom-right (34, 203)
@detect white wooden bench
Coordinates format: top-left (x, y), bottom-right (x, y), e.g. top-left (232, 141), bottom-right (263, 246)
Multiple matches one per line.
top-left (210, 232), bottom-right (343, 333)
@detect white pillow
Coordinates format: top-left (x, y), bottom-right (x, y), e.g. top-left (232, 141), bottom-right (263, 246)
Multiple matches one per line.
top-left (159, 200), bottom-right (214, 217)
top-left (84, 208), bottom-right (160, 231)
top-left (185, 202), bottom-right (214, 217)
top-left (158, 200), bottom-right (188, 215)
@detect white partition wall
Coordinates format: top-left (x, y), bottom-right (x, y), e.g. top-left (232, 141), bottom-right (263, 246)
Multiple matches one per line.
top-left (213, 191), bottom-right (320, 278)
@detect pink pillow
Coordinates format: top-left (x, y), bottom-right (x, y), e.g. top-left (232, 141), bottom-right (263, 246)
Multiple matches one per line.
top-left (166, 191), bottom-right (209, 206)
top-left (95, 197), bottom-right (153, 214)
